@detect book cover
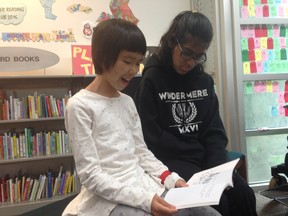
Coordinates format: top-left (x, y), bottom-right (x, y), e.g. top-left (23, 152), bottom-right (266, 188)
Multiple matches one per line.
top-left (3, 133), bottom-right (8, 160)
top-left (36, 175), bottom-right (46, 200)
top-left (21, 175), bottom-right (26, 201)
top-left (0, 97), bottom-right (3, 120)
top-left (47, 171), bottom-right (53, 198)
top-left (45, 95), bottom-right (52, 118)
top-left (29, 178), bottom-right (39, 201)
top-left (2, 99), bottom-right (8, 120)
top-left (8, 178), bottom-right (14, 203)
top-left (46, 132), bottom-right (51, 156)
top-left (59, 172), bottom-right (66, 196)
top-left (164, 159), bottom-right (240, 209)
top-left (22, 177), bottom-right (30, 201)
top-left (0, 135), bottom-right (3, 160)
top-left (27, 178), bottom-right (34, 200)
top-left (43, 94), bottom-right (48, 118)
top-left (1, 176), bottom-right (7, 202)
top-left (63, 170), bottom-right (71, 195)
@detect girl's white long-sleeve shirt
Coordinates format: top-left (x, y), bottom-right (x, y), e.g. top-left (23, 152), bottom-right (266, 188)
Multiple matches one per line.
top-left (62, 89), bottom-right (181, 216)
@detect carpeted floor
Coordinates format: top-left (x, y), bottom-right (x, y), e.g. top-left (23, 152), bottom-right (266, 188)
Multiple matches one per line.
top-left (256, 192), bottom-right (288, 216)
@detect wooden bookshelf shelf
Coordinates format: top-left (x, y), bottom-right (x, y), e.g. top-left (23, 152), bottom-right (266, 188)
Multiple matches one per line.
top-left (0, 76), bottom-right (92, 215)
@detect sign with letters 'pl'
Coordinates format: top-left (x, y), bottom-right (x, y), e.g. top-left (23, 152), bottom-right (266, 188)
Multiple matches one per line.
top-left (71, 45), bottom-right (94, 75)
top-left (0, 47), bottom-right (60, 72)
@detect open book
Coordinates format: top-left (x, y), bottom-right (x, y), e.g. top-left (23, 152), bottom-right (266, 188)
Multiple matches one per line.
top-left (164, 158), bottom-right (240, 209)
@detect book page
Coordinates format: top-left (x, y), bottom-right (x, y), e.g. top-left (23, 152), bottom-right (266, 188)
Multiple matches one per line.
top-left (164, 159), bottom-right (240, 209)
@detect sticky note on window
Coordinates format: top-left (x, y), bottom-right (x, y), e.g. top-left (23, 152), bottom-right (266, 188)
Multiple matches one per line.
top-left (244, 82), bottom-right (254, 94)
top-left (248, 6), bottom-right (256, 17)
top-left (273, 81), bottom-right (279, 92)
top-left (243, 62), bottom-right (251, 74)
top-left (255, 49), bottom-right (262, 61)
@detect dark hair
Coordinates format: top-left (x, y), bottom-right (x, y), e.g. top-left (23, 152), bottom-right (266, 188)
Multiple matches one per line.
top-left (157, 11), bottom-right (213, 70)
top-left (92, 19), bottom-right (146, 74)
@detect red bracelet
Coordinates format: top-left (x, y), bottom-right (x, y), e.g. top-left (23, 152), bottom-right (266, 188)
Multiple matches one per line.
top-left (160, 170), bottom-right (172, 184)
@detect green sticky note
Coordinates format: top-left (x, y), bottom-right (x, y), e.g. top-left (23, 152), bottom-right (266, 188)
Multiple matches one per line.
top-left (241, 38), bottom-right (248, 50)
top-left (280, 61), bottom-right (286, 73)
top-left (242, 50), bottom-right (249, 62)
top-left (274, 50), bottom-right (281, 61)
top-left (281, 48), bottom-right (287, 60)
top-left (270, 5), bottom-right (277, 17)
top-left (269, 61), bottom-right (276, 73)
top-left (274, 38), bottom-right (280, 49)
top-left (244, 82), bottom-right (254, 94)
top-left (276, 61), bottom-right (282, 73)
top-left (280, 25), bottom-right (286, 37)
top-left (267, 25), bottom-right (273, 37)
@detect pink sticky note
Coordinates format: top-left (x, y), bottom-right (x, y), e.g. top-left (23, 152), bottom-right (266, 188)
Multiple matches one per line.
top-left (241, 26), bottom-right (249, 38)
top-left (241, 6), bottom-right (249, 18)
top-left (254, 81), bottom-right (261, 92)
top-left (279, 103), bottom-right (285, 116)
top-left (260, 81), bottom-right (267, 92)
top-left (280, 37), bottom-right (286, 48)
top-left (256, 61), bottom-right (263, 72)
top-left (254, 38), bottom-right (261, 48)
top-left (255, 6), bottom-right (263, 17)
top-left (279, 92), bottom-right (285, 103)
top-left (247, 26), bottom-right (255, 37)
top-left (261, 50), bottom-right (268, 60)
top-left (273, 81), bottom-right (279, 92)
top-left (278, 5), bottom-right (285, 17)
top-left (273, 25), bottom-right (280, 37)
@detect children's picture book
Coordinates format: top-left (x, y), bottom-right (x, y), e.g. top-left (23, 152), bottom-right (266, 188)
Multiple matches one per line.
top-left (164, 158), bottom-right (240, 209)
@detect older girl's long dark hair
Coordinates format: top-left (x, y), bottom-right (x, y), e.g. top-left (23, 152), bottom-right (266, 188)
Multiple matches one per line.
top-left (157, 11), bottom-right (213, 72)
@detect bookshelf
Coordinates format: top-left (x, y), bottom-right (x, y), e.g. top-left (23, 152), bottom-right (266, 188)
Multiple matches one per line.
top-left (0, 75), bottom-right (95, 215)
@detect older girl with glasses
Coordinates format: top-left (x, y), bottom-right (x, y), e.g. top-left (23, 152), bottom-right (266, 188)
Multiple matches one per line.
top-left (134, 11), bottom-right (257, 216)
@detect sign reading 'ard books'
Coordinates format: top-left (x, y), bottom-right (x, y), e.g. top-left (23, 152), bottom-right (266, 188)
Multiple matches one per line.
top-left (0, 47), bottom-right (60, 72)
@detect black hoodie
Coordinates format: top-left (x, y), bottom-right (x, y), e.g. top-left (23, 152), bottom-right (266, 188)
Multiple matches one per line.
top-left (134, 54), bottom-right (228, 181)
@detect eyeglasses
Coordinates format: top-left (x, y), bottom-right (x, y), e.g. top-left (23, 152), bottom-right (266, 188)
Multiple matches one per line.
top-left (176, 39), bottom-right (207, 64)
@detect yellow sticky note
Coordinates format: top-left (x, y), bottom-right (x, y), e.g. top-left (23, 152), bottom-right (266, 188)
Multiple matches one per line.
top-left (248, 6), bottom-right (256, 17)
top-left (260, 37), bottom-right (267, 49)
top-left (266, 80), bottom-right (273, 92)
top-left (255, 49), bottom-right (262, 61)
top-left (248, 0), bottom-right (255, 6)
top-left (243, 62), bottom-right (251, 74)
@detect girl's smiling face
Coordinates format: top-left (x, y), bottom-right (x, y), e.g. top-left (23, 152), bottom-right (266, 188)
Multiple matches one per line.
top-left (103, 50), bottom-right (143, 92)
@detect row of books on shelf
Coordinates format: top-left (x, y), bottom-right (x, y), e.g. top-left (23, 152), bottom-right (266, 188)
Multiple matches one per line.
top-left (0, 128), bottom-right (71, 160)
top-left (0, 166), bottom-right (77, 203)
top-left (0, 90), bottom-right (72, 120)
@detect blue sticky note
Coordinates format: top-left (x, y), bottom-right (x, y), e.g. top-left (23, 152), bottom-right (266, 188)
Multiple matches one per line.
top-left (268, 50), bottom-right (274, 61)
top-left (263, 61), bottom-right (269, 73)
top-left (271, 105), bottom-right (278, 116)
